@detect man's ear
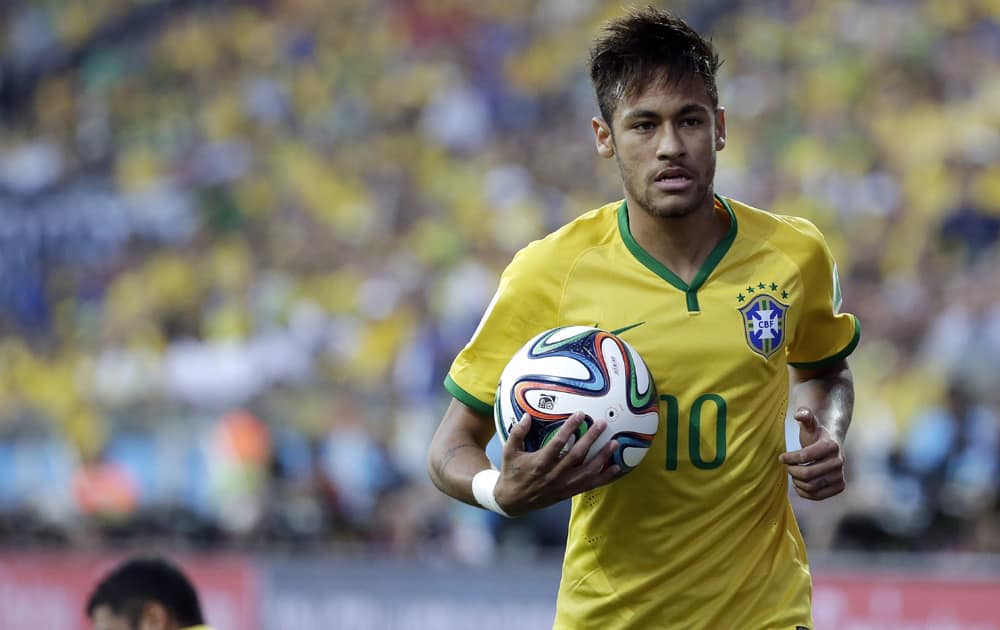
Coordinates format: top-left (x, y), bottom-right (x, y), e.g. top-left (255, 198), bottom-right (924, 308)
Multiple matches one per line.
top-left (138, 601), bottom-right (172, 630)
top-left (592, 117), bottom-right (615, 158)
top-left (715, 106), bottom-right (727, 151)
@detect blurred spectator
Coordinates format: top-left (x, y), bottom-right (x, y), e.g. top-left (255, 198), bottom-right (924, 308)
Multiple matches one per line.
top-left (73, 452), bottom-right (138, 521)
top-left (894, 382), bottom-right (1000, 549)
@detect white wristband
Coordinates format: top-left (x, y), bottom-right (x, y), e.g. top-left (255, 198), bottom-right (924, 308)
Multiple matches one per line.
top-left (471, 469), bottom-right (511, 517)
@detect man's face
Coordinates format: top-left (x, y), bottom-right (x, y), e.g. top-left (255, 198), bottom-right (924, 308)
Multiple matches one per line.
top-left (593, 74), bottom-right (725, 219)
top-left (90, 603), bottom-right (174, 630)
top-left (90, 606), bottom-right (133, 630)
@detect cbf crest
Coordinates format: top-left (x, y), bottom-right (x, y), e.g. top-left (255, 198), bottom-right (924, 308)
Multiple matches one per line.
top-left (738, 291), bottom-right (788, 359)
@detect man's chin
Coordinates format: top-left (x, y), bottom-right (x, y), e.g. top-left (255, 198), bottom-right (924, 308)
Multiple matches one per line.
top-left (642, 186), bottom-right (713, 218)
top-left (645, 200), bottom-right (699, 219)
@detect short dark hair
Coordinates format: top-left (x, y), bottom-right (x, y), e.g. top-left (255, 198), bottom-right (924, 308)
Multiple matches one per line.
top-left (86, 556), bottom-right (205, 627)
top-left (589, 6), bottom-right (723, 125)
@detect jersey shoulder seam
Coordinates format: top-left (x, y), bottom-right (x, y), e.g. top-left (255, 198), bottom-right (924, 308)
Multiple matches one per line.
top-left (557, 240), bottom-right (619, 320)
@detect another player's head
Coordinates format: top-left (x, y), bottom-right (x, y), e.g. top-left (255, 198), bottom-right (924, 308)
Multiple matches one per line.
top-left (589, 7), bottom-right (726, 219)
top-left (86, 556), bottom-right (206, 630)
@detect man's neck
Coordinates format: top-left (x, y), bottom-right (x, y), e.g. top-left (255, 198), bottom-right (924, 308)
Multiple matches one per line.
top-left (625, 195), bottom-right (729, 286)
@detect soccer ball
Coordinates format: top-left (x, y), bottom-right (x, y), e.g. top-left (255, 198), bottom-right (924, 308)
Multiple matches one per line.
top-left (494, 325), bottom-right (660, 473)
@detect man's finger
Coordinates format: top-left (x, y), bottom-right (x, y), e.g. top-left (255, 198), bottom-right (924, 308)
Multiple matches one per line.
top-left (558, 418), bottom-right (606, 465)
top-left (778, 438), bottom-right (839, 465)
top-left (784, 453), bottom-right (845, 481)
top-left (568, 439), bottom-right (620, 488)
top-left (589, 440), bottom-right (622, 484)
top-left (792, 472), bottom-right (844, 495)
top-left (543, 412), bottom-right (587, 463)
top-left (505, 412), bottom-right (533, 453)
top-left (561, 422), bottom-right (609, 469)
top-left (792, 476), bottom-right (845, 501)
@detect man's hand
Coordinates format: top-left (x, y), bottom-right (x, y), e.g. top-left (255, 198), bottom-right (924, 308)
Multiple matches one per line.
top-left (778, 407), bottom-right (846, 501)
top-left (494, 411), bottom-right (621, 516)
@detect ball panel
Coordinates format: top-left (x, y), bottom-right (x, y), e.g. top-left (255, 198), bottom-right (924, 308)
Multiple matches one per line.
top-left (624, 341), bottom-right (651, 398)
top-left (502, 353), bottom-right (593, 384)
top-left (513, 381), bottom-right (612, 420)
top-left (536, 325), bottom-right (598, 346)
top-left (620, 442), bottom-right (649, 468)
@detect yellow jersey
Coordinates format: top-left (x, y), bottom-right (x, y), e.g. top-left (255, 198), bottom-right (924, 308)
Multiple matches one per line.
top-left (445, 195), bottom-right (860, 629)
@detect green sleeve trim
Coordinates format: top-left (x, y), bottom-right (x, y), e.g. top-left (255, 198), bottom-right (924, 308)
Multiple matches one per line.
top-left (443, 375), bottom-right (494, 416)
top-left (788, 315), bottom-right (861, 370)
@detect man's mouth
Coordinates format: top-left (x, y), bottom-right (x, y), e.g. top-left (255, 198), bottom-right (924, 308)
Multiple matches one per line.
top-left (652, 168), bottom-right (694, 191)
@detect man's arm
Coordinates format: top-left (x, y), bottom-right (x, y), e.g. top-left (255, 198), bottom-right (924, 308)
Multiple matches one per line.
top-left (790, 359), bottom-right (854, 444)
top-left (427, 399), bottom-right (497, 507)
top-left (780, 359), bottom-right (855, 500)
top-left (427, 398), bottom-right (621, 516)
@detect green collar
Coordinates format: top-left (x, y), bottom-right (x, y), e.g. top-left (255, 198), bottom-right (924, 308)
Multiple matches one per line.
top-left (617, 194), bottom-right (738, 312)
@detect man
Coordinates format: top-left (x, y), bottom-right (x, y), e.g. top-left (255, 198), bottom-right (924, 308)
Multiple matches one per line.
top-left (427, 7), bottom-right (858, 630)
top-left (86, 556), bottom-right (214, 630)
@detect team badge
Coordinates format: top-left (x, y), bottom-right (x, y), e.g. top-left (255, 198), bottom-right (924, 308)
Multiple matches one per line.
top-left (739, 293), bottom-right (788, 359)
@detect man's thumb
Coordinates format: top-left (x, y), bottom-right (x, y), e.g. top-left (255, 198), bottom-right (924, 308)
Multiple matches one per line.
top-left (794, 407), bottom-right (819, 430)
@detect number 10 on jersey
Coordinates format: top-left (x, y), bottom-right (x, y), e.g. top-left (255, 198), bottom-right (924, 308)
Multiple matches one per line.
top-left (660, 394), bottom-right (727, 470)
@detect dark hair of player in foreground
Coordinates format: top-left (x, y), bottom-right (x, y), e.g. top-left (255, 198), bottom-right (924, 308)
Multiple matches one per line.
top-left (589, 6), bottom-right (723, 127)
top-left (86, 556), bottom-right (205, 628)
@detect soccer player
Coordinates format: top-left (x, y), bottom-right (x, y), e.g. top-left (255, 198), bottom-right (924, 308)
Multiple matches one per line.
top-left (427, 7), bottom-right (858, 630)
top-left (86, 556), bottom-right (214, 630)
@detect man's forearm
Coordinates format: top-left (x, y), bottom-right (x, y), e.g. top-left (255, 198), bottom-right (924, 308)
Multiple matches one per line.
top-left (791, 363), bottom-right (854, 444)
top-left (428, 441), bottom-right (493, 506)
top-left (427, 399), bottom-right (498, 506)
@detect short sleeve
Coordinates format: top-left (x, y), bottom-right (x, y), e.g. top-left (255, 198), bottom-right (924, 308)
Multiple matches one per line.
top-left (444, 244), bottom-right (559, 414)
top-left (786, 224), bottom-right (860, 368)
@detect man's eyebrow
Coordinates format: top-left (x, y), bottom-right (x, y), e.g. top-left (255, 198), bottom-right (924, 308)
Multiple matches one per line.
top-left (621, 109), bottom-right (661, 121)
top-left (621, 103), bottom-right (711, 121)
top-left (676, 103), bottom-right (711, 116)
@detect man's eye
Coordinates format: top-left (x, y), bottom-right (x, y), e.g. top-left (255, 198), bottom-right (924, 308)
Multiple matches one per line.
top-left (680, 118), bottom-right (703, 127)
top-left (634, 121), bottom-right (655, 131)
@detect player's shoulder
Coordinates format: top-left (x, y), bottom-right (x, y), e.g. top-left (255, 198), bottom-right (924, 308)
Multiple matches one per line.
top-left (727, 196), bottom-right (828, 258)
top-left (509, 200), bottom-right (621, 269)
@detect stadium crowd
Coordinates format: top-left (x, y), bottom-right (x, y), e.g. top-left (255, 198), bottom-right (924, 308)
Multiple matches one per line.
top-left (0, 0), bottom-right (998, 563)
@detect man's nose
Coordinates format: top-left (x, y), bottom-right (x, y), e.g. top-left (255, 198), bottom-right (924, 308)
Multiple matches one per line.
top-left (656, 126), bottom-right (685, 159)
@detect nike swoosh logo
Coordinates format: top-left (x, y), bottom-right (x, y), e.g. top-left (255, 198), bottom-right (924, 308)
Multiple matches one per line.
top-left (609, 321), bottom-right (645, 336)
